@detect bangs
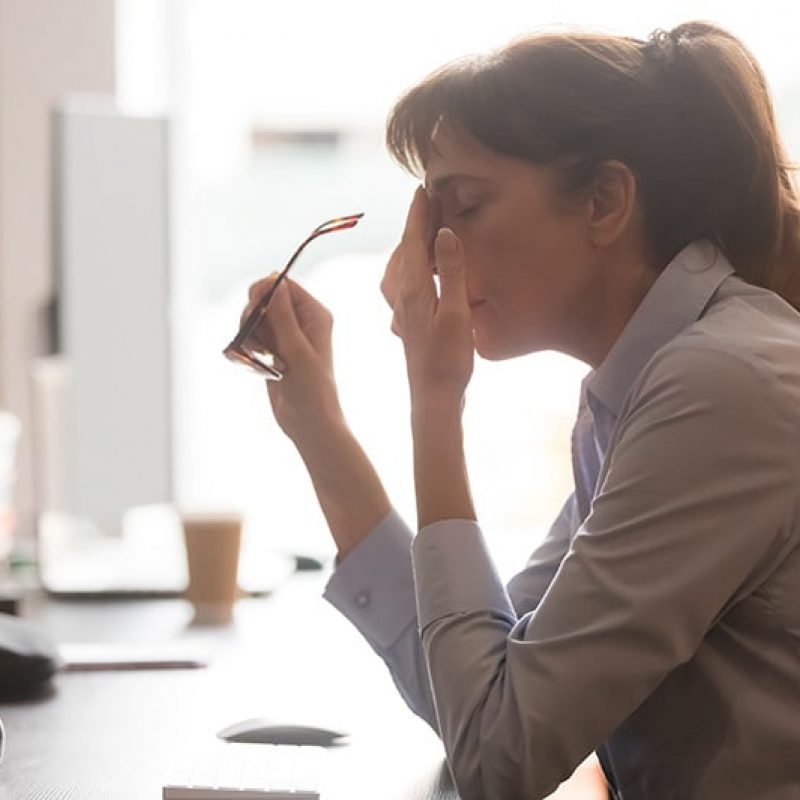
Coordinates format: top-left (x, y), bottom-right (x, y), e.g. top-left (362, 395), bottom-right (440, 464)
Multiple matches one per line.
top-left (384, 32), bottom-right (649, 180)
top-left (385, 56), bottom-right (487, 176)
top-left (384, 39), bottom-right (585, 176)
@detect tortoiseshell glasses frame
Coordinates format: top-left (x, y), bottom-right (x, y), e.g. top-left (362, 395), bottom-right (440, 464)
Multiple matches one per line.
top-left (222, 213), bottom-right (364, 380)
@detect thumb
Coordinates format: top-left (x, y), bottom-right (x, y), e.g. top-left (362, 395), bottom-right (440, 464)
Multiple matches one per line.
top-left (434, 227), bottom-right (468, 311)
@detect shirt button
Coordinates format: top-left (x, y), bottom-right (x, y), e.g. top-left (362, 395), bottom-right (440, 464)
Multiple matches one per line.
top-left (355, 590), bottom-right (370, 609)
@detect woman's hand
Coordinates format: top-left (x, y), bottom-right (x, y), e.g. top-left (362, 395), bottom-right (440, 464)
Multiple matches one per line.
top-left (239, 275), bottom-right (344, 444)
top-left (239, 274), bottom-right (393, 559)
top-left (382, 186), bottom-right (477, 527)
top-left (381, 186), bottom-right (474, 412)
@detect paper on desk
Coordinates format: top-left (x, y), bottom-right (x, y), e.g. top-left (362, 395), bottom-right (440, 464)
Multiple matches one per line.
top-left (58, 642), bottom-right (210, 671)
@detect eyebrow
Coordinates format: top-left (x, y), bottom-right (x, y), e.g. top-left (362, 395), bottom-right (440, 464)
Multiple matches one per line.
top-left (424, 174), bottom-right (490, 195)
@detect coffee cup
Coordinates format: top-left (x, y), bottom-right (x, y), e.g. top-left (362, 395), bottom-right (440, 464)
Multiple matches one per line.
top-left (181, 511), bottom-right (243, 625)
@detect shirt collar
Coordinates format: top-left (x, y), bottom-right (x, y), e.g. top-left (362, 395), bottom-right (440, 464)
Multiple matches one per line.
top-left (586, 239), bottom-right (734, 418)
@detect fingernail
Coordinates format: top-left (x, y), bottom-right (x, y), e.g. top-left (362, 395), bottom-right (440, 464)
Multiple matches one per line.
top-left (437, 227), bottom-right (458, 254)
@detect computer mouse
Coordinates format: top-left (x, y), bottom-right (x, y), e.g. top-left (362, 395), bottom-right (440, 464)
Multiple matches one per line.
top-left (217, 718), bottom-right (349, 747)
top-left (0, 613), bottom-right (61, 699)
top-left (292, 554), bottom-right (326, 572)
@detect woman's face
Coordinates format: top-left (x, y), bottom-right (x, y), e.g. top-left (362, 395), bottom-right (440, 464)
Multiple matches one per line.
top-left (424, 127), bottom-right (599, 361)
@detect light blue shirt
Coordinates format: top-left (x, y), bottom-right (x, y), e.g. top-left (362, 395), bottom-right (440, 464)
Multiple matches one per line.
top-left (325, 240), bottom-right (800, 799)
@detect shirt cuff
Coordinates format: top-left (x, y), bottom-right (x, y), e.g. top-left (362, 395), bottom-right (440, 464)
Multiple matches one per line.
top-left (323, 508), bottom-right (418, 651)
top-left (412, 519), bottom-right (515, 632)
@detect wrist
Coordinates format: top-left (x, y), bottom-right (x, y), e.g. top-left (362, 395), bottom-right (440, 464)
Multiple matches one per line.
top-left (278, 379), bottom-right (345, 440)
top-left (410, 393), bottom-right (465, 427)
top-left (289, 410), bottom-right (350, 458)
top-left (410, 400), bottom-right (474, 529)
top-left (293, 420), bottom-right (392, 561)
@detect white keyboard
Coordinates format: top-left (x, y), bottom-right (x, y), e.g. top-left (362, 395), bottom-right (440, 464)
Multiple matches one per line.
top-left (162, 742), bottom-right (324, 799)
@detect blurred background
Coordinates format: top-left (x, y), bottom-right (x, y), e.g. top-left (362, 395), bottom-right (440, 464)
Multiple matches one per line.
top-left (0, 0), bottom-right (798, 593)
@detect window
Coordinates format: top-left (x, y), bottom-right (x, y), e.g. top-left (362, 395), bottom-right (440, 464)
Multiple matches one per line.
top-left (116, 0), bottom-right (800, 574)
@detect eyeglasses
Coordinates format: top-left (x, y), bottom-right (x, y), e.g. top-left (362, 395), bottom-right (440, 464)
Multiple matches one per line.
top-left (222, 213), bottom-right (364, 380)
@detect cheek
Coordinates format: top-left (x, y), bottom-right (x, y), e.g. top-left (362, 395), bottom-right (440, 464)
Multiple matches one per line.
top-left (455, 215), bottom-right (520, 284)
top-left (462, 218), bottom-right (590, 357)
top-left (460, 222), bottom-right (541, 307)
top-left (496, 216), bottom-right (586, 304)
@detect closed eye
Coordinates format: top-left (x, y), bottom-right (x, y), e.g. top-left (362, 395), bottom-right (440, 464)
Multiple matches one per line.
top-left (454, 203), bottom-right (482, 219)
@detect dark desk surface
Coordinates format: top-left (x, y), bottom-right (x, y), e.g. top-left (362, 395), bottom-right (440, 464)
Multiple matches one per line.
top-left (0, 572), bottom-right (605, 799)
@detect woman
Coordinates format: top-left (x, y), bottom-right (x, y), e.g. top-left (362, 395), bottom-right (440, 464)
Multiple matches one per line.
top-left (240, 21), bottom-right (800, 799)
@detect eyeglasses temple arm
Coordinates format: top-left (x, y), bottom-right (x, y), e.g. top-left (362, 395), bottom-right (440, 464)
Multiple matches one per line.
top-left (231, 214), bottom-right (364, 346)
top-left (231, 234), bottom-right (315, 346)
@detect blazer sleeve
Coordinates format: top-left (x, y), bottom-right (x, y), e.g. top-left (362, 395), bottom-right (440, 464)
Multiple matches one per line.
top-left (411, 345), bottom-right (800, 799)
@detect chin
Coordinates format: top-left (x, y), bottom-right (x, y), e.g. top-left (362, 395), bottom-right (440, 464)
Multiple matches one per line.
top-left (474, 328), bottom-right (546, 361)
top-left (474, 332), bottom-right (515, 361)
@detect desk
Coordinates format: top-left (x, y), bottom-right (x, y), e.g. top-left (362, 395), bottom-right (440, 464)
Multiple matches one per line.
top-left (0, 572), bottom-right (607, 799)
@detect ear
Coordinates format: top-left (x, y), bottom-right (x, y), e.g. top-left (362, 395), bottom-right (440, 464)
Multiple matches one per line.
top-left (586, 160), bottom-right (638, 248)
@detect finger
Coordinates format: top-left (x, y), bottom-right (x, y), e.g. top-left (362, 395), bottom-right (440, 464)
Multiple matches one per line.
top-left (241, 272), bottom-right (279, 327)
top-left (281, 278), bottom-right (334, 353)
top-left (402, 184), bottom-right (440, 245)
top-left (400, 186), bottom-right (435, 290)
top-left (399, 248), bottom-right (436, 330)
top-left (390, 311), bottom-right (402, 338)
top-left (262, 277), bottom-right (311, 364)
top-left (280, 277), bottom-right (331, 329)
top-left (383, 193), bottom-right (440, 308)
top-left (398, 189), bottom-right (439, 323)
top-left (400, 185), bottom-right (429, 243)
top-left (426, 194), bottom-right (443, 267)
top-left (242, 274), bottom-right (323, 333)
top-left (434, 228), bottom-right (469, 314)
top-left (380, 243), bottom-right (402, 309)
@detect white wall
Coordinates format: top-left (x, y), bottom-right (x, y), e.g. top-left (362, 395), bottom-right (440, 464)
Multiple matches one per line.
top-left (0, 0), bottom-right (115, 534)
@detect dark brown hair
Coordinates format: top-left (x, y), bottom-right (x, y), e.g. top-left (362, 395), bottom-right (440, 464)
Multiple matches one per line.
top-left (386, 21), bottom-right (800, 311)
